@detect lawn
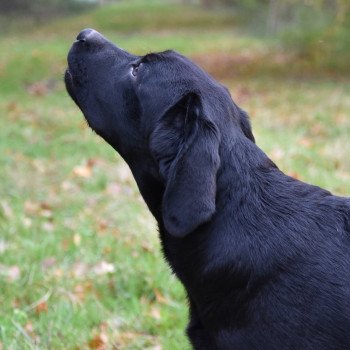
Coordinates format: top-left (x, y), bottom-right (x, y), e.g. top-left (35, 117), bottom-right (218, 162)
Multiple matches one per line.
top-left (0, 1), bottom-right (349, 349)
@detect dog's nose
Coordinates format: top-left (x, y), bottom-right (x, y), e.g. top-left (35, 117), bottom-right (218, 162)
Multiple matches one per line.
top-left (76, 28), bottom-right (105, 45)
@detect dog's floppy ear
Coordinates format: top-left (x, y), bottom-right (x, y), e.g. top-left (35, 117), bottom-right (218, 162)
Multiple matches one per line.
top-left (150, 92), bottom-right (220, 238)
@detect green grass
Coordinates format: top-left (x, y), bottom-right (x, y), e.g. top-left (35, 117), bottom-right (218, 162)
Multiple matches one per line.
top-left (0, 1), bottom-right (350, 349)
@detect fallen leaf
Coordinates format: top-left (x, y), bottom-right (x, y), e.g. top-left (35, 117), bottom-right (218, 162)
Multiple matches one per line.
top-left (35, 301), bottom-right (48, 314)
top-left (73, 164), bottom-right (92, 178)
top-left (89, 333), bottom-right (108, 350)
top-left (72, 159), bottom-right (97, 178)
top-left (6, 102), bottom-right (18, 112)
top-left (11, 298), bottom-right (21, 308)
top-left (93, 261), bottom-right (115, 275)
top-left (287, 171), bottom-right (301, 180)
top-left (154, 289), bottom-right (169, 305)
top-left (97, 220), bottom-right (109, 233)
top-left (142, 241), bottom-right (153, 252)
top-left (24, 201), bottom-right (53, 218)
top-left (24, 201), bottom-right (40, 215)
top-left (73, 284), bottom-right (86, 301)
top-left (103, 246), bottom-right (112, 255)
top-left (149, 306), bottom-right (161, 320)
top-left (73, 233), bottom-right (81, 246)
top-left (26, 79), bottom-right (57, 96)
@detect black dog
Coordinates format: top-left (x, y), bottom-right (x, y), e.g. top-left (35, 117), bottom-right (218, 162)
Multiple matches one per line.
top-left (65, 29), bottom-right (350, 350)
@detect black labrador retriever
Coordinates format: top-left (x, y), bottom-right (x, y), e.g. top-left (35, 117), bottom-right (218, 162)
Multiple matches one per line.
top-left (65, 29), bottom-right (350, 350)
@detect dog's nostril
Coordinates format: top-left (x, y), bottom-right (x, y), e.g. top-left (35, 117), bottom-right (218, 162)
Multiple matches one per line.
top-left (75, 28), bottom-right (105, 45)
top-left (76, 28), bottom-right (94, 42)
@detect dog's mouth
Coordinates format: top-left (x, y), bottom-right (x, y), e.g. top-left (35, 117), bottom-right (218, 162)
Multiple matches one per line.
top-left (64, 68), bottom-right (79, 105)
top-left (64, 59), bottom-right (90, 110)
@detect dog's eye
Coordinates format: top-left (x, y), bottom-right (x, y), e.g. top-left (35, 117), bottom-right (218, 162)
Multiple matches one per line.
top-left (131, 64), bottom-right (141, 77)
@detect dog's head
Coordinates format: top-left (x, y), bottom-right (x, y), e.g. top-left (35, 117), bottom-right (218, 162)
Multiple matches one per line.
top-left (65, 29), bottom-right (255, 237)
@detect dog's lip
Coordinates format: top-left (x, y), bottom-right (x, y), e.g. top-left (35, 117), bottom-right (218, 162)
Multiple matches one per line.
top-left (65, 68), bottom-right (72, 80)
top-left (64, 68), bottom-right (73, 87)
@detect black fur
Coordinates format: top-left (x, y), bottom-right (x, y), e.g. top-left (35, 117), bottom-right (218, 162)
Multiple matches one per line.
top-left (65, 29), bottom-right (350, 350)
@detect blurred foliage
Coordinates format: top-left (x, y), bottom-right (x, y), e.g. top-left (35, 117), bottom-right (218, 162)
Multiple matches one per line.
top-left (278, 0), bottom-right (350, 73)
top-left (0, 0), bottom-right (95, 18)
top-left (192, 0), bottom-right (350, 73)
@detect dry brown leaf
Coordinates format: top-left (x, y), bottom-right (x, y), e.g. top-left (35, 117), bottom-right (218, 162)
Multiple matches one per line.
top-left (154, 289), bottom-right (169, 305)
top-left (24, 201), bottom-right (40, 215)
top-left (103, 246), bottom-right (112, 255)
top-left (141, 242), bottom-right (153, 252)
top-left (73, 165), bottom-right (92, 178)
top-left (73, 159), bottom-right (97, 178)
top-left (288, 172), bottom-right (301, 180)
top-left (35, 301), bottom-right (48, 315)
top-left (6, 102), bottom-right (18, 112)
top-left (12, 298), bottom-right (21, 308)
top-left (24, 201), bottom-right (53, 218)
top-left (26, 79), bottom-right (57, 96)
top-left (89, 333), bottom-right (108, 350)
top-left (97, 220), bottom-right (109, 233)
top-left (73, 284), bottom-right (86, 301)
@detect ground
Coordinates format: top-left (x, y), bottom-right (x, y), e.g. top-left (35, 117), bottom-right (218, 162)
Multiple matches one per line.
top-left (0, 1), bottom-right (349, 349)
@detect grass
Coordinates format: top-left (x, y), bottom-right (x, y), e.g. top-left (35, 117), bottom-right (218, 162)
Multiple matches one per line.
top-left (0, 0), bottom-right (349, 349)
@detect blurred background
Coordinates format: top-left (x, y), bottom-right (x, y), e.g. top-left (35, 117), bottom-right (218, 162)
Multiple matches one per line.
top-left (0, 0), bottom-right (349, 349)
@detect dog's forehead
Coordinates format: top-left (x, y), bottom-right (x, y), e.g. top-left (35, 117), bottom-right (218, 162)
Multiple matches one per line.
top-left (140, 50), bottom-right (196, 69)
